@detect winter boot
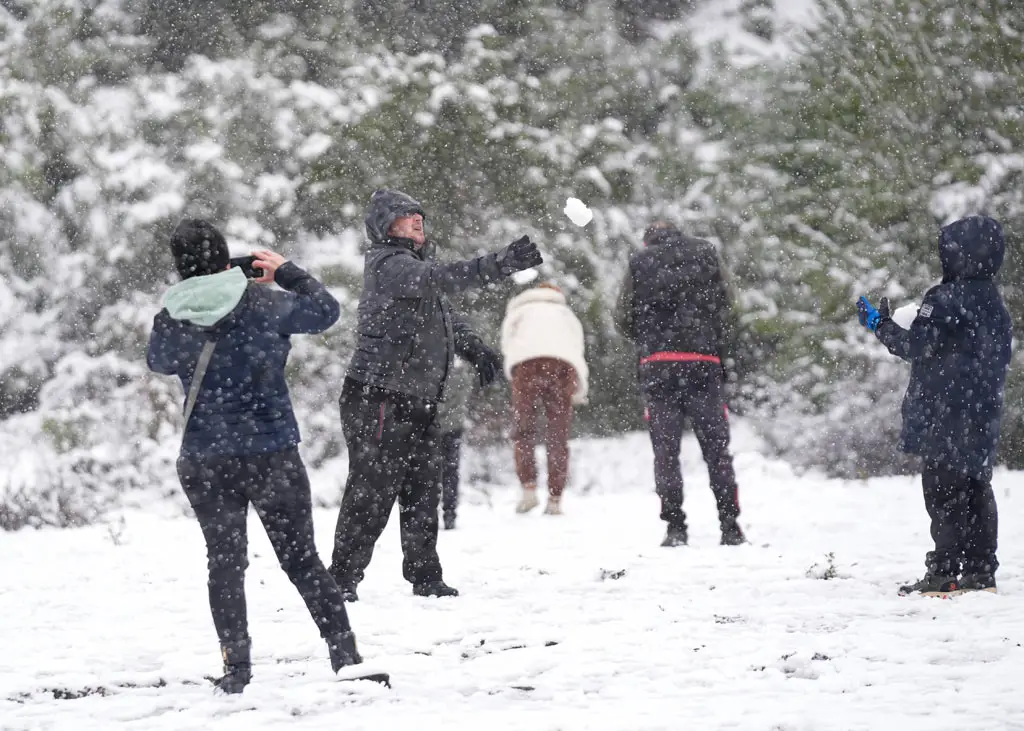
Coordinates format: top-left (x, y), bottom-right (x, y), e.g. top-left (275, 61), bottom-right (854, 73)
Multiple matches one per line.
top-left (661, 524), bottom-right (688, 547)
top-left (720, 518), bottom-right (746, 546)
top-left (958, 573), bottom-right (997, 594)
top-left (327, 632), bottom-right (391, 686)
top-left (516, 484), bottom-right (539, 514)
top-left (327, 631), bottom-right (363, 672)
top-left (413, 580), bottom-right (460, 598)
top-left (898, 573), bottom-right (960, 597)
top-left (543, 495), bottom-right (563, 515)
top-left (213, 640), bottom-right (252, 694)
top-left (339, 583), bottom-right (359, 603)
top-left (443, 512), bottom-right (456, 530)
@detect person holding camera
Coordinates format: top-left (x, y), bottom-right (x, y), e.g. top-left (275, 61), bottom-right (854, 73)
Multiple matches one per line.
top-left (329, 189), bottom-right (542, 601)
top-left (147, 219), bottom-right (374, 694)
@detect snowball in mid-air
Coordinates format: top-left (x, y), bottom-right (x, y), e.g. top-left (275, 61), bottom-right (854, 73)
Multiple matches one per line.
top-left (563, 197), bottom-right (593, 227)
top-left (891, 303), bottom-right (919, 330)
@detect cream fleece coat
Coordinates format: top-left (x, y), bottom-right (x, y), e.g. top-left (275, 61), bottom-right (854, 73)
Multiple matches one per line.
top-left (500, 288), bottom-right (589, 404)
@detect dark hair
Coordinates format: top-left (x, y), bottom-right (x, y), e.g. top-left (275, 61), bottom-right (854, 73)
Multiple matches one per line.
top-left (642, 219), bottom-right (679, 244)
top-left (169, 218), bottom-right (229, 279)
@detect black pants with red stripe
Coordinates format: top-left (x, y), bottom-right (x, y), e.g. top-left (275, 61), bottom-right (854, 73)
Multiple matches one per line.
top-left (330, 378), bottom-right (443, 588)
top-left (640, 361), bottom-right (740, 531)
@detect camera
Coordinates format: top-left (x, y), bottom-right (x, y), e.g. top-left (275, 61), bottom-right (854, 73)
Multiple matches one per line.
top-left (230, 255), bottom-right (264, 280)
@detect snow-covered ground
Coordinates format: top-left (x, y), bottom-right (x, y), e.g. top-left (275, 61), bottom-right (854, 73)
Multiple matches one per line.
top-left (4, 422), bottom-right (1024, 730)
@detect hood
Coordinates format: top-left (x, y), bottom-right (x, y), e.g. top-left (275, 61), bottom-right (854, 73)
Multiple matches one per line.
top-left (645, 229), bottom-right (720, 283)
top-left (163, 267), bottom-right (247, 326)
top-left (507, 287), bottom-right (567, 312)
top-left (364, 189), bottom-right (427, 247)
top-left (939, 215), bottom-right (1004, 282)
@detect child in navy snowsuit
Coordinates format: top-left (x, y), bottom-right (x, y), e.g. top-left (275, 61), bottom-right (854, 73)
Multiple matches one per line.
top-left (858, 215), bottom-right (1012, 596)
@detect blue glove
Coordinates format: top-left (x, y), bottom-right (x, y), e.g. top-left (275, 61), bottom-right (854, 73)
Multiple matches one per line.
top-left (857, 296), bottom-right (890, 332)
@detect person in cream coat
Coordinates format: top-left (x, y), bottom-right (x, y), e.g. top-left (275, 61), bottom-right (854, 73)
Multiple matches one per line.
top-left (500, 283), bottom-right (589, 515)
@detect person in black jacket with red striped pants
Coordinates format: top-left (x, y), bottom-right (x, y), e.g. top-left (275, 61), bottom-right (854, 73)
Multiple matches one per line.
top-left (615, 221), bottom-right (745, 548)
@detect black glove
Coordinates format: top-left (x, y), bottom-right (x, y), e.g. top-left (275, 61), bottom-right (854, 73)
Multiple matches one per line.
top-left (494, 235), bottom-right (543, 276)
top-left (463, 340), bottom-right (503, 388)
top-left (879, 297), bottom-right (891, 321)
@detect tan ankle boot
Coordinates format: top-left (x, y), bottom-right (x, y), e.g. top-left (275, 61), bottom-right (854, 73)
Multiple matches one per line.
top-left (515, 484), bottom-right (539, 513)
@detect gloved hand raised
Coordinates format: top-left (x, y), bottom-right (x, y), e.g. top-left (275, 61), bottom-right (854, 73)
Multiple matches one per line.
top-left (857, 296), bottom-right (890, 332)
top-left (494, 236), bottom-right (543, 276)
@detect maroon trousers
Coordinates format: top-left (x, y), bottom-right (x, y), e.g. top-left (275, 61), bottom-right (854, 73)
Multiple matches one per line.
top-left (511, 358), bottom-right (576, 497)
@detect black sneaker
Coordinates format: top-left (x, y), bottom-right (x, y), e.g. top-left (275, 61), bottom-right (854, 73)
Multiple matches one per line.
top-left (661, 525), bottom-right (688, 547)
top-left (413, 581), bottom-right (459, 598)
top-left (959, 573), bottom-right (997, 594)
top-left (898, 573), bottom-right (959, 597)
top-left (720, 520), bottom-right (746, 546)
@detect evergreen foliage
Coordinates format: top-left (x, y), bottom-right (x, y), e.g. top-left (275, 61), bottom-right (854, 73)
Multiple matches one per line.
top-left (1, 0), bottom-right (1022, 524)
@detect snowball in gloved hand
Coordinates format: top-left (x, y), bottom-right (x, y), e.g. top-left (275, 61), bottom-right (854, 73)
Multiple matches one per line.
top-left (891, 303), bottom-right (919, 330)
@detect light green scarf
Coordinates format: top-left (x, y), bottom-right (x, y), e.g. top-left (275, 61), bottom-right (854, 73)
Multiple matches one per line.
top-left (163, 267), bottom-right (248, 326)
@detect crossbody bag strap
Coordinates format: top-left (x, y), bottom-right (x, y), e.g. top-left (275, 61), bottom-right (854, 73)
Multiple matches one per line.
top-left (182, 339), bottom-right (218, 432)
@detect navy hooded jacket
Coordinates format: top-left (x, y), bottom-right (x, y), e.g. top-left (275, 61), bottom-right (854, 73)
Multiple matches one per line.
top-left (147, 261), bottom-right (341, 458)
top-left (875, 216), bottom-right (1013, 480)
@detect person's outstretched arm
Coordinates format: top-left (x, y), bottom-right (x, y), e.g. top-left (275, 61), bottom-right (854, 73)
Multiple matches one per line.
top-left (374, 236), bottom-right (542, 297)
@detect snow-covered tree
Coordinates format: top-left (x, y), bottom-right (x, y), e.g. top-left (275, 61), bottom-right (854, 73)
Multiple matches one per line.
top-left (716, 0), bottom-right (1024, 475)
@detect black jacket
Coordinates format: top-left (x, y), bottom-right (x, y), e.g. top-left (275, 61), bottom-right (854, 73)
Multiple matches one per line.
top-left (346, 190), bottom-right (501, 402)
top-left (876, 216), bottom-right (1013, 480)
top-left (615, 228), bottom-right (735, 366)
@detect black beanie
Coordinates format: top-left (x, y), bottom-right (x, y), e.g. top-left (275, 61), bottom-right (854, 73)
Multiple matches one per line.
top-left (169, 218), bottom-right (230, 279)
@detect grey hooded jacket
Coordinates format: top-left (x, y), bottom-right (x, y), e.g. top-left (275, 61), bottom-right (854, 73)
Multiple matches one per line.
top-left (346, 189), bottom-right (501, 402)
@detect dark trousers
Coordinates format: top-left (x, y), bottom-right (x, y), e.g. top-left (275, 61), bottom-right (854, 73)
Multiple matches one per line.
top-left (922, 459), bottom-right (999, 576)
top-left (330, 378), bottom-right (443, 588)
top-left (641, 362), bottom-right (739, 530)
top-left (177, 448), bottom-right (351, 647)
top-left (441, 430), bottom-right (463, 520)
